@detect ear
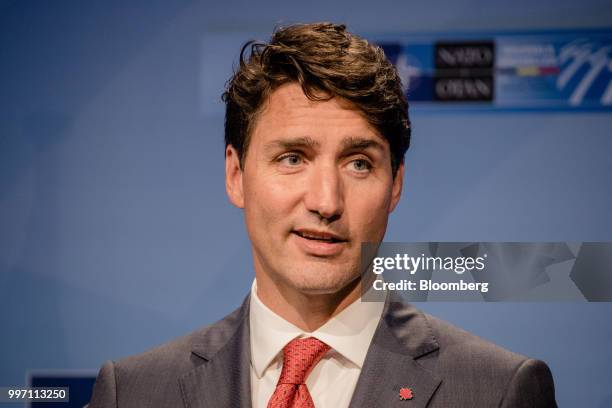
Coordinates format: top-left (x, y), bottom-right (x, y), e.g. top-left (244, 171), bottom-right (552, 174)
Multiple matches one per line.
top-left (225, 145), bottom-right (245, 208)
top-left (388, 161), bottom-right (404, 213)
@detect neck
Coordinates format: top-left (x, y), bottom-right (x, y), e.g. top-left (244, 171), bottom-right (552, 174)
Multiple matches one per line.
top-left (255, 274), bottom-right (362, 332)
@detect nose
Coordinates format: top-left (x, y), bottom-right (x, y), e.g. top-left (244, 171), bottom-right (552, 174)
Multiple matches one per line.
top-left (303, 163), bottom-right (344, 222)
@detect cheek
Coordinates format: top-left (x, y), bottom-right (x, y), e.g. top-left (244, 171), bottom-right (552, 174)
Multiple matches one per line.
top-left (347, 183), bottom-right (393, 238)
top-left (243, 172), bottom-right (301, 226)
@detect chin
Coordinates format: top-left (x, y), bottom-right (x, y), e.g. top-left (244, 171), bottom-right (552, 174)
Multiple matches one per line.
top-left (283, 264), bottom-right (361, 296)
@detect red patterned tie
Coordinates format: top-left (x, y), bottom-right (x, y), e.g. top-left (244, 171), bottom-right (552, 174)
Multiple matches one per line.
top-left (267, 337), bottom-right (331, 408)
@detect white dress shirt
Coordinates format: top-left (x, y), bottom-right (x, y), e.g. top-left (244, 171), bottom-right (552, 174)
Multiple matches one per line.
top-left (249, 280), bottom-right (385, 408)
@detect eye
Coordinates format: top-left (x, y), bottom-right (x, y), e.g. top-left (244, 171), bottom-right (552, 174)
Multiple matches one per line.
top-left (278, 153), bottom-right (303, 166)
top-left (351, 158), bottom-right (372, 172)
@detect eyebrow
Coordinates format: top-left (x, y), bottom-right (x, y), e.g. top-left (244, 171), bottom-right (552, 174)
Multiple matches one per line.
top-left (263, 135), bottom-right (385, 153)
top-left (264, 136), bottom-right (320, 151)
top-left (340, 136), bottom-right (386, 153)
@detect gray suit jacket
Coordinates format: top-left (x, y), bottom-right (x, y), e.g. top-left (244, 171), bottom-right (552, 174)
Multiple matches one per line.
top-left (88, 296), bottom-right (556, 407)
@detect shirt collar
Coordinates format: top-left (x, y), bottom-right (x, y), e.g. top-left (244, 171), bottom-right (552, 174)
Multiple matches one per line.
top-left (249, 280), bottom-right (384, 379)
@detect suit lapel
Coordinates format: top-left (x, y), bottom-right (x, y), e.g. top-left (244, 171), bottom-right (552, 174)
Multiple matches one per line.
top-left (177, 294), bottom-right (441, 408)
top-left (179, 297), bottom-right (252, 408)
top-left (349, 298), bottom-right (442, 408)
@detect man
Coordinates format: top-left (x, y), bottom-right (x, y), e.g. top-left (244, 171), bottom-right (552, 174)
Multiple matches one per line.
top-left (89, 23), bottom-right (556, 407)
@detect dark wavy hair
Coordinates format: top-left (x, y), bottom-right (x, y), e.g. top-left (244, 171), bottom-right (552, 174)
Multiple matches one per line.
top-left (222, 22), bottom-right (410, 175)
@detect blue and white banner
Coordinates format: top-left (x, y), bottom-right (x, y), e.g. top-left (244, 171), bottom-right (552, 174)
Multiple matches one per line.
top-left (374, 29), bottom-right (612, 111)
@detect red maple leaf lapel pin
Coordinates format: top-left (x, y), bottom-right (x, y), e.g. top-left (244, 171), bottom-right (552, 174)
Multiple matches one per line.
top-left (399, 387), bottom-right (414, 401)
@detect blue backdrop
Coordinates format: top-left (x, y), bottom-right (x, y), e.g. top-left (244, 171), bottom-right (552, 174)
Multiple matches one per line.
top-left (1, 0), bottom-right (612, 406)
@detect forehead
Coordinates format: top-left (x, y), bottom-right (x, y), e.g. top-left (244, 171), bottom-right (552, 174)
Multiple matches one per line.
top-left (250, 83), bottom-right (384, 145)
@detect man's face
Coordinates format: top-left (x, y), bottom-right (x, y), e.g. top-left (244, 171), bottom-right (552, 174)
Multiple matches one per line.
top-left (226, 83), bottom-right (403, 297)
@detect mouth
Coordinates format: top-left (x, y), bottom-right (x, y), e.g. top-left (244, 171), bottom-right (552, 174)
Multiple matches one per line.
top-left (291, 229), bottom-right (348, 256)
top-left (292, 229), bottom-right (347, 243)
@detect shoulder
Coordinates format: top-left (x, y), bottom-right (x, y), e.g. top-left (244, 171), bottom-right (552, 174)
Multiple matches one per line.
top-left (111, 325), bottom-right (207, 377)
top-left (381, 299), bottom-right (555, 406)
top-left (114, 298), bottom-right (247, 374)
top-left (420, 312), bottom-right (556, 406)
top-left (424, 312), bottom-right (528, 369)
top-left (88, 300), bottom-right (248, 407)
top-left (88, 328), bottom-right (209, 408)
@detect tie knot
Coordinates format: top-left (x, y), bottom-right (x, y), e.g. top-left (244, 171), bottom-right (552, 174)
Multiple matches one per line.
top-left (278, 337), bottom-right (330, 385)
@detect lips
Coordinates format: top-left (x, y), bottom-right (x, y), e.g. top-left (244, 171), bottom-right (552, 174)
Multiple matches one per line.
top-left (291, 229), bottom-right (348, 256)
top-left (292, 229), bottom-right (347, 243)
